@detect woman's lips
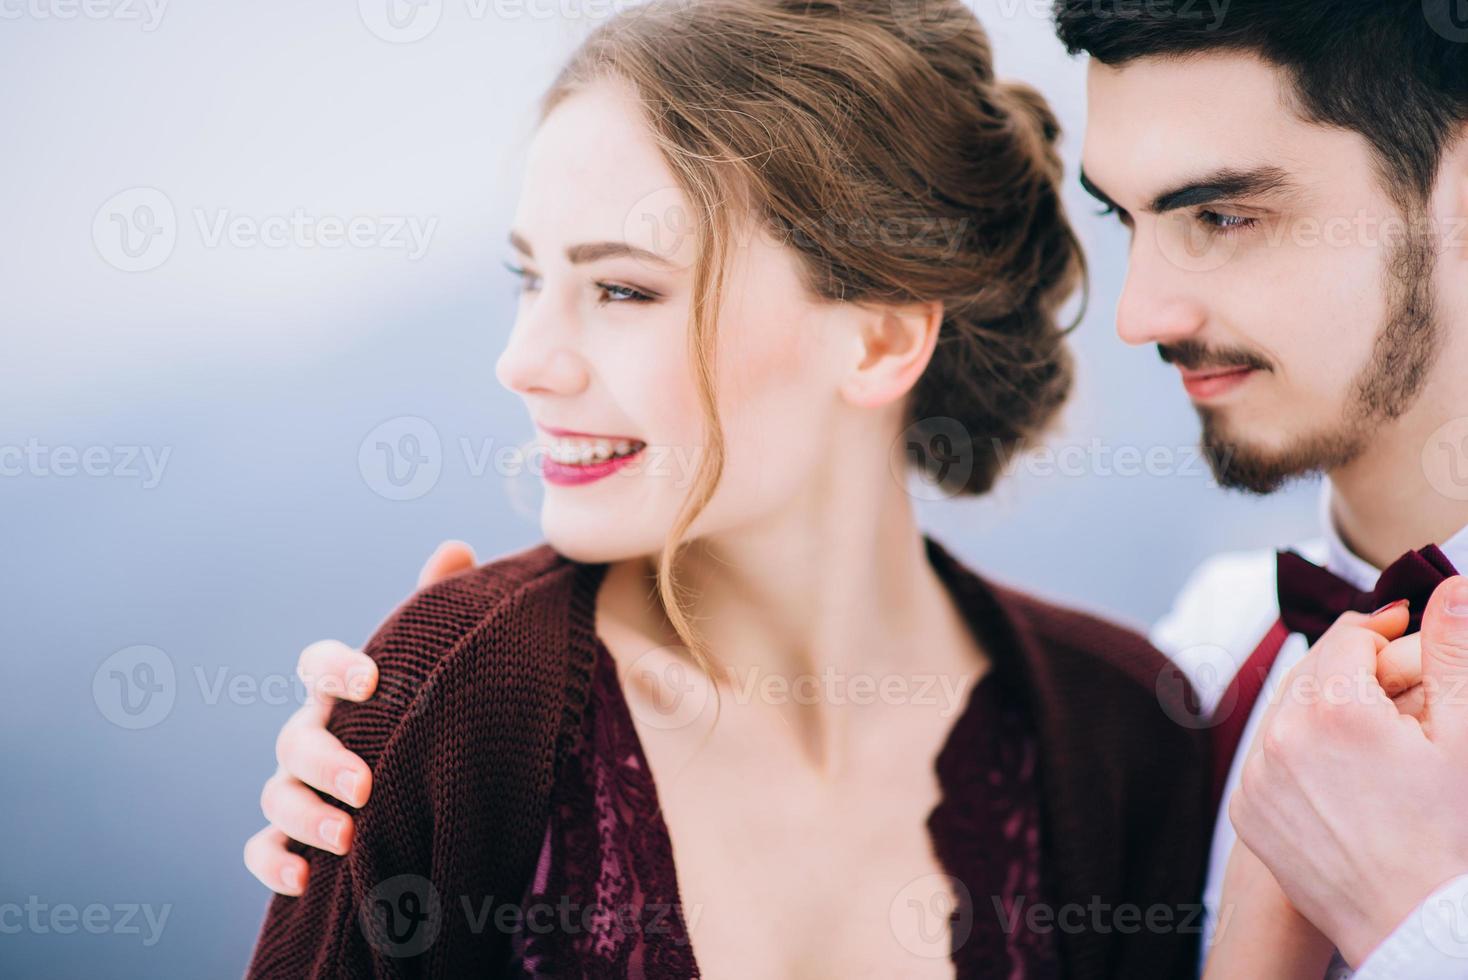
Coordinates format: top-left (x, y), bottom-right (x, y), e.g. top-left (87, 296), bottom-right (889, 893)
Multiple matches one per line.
top-left (537, 428), bottom-right (648, 487)
top-left (1179, 366), bottom-right (1257, 401)
top-left (541, 446), bottom-right (645, 486)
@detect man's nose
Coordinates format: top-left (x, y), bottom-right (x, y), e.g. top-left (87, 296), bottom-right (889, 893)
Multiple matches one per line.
top-left (1114, 223), bottom-right (1210, 348)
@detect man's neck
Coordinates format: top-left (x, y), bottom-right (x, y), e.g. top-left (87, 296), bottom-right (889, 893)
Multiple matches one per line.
top-left (1328, 410), bottom-right (1468, 568)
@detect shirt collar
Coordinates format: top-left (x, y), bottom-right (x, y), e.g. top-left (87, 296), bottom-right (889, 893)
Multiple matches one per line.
top-left (1319, 477), bottom-right (1468, 590)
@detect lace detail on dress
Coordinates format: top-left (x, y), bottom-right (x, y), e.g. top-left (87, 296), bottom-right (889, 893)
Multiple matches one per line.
top-left (508, 647), bottom-right (1057, 979)
top-left (507, 643), bottom-right (699, 979)
top-left (929, 674), bottom-right (1061, 979)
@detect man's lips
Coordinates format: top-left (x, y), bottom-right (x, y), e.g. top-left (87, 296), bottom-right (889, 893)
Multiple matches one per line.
top-left (1178, 366), bottom-right (1257, 400)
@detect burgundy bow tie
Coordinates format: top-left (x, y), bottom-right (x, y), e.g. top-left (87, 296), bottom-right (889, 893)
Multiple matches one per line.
top-left (1276, 546), bottom-right (1459, 644)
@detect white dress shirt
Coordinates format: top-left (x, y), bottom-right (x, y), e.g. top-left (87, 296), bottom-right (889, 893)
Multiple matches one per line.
top-left (1150, 480), bottom-right (1468, 979)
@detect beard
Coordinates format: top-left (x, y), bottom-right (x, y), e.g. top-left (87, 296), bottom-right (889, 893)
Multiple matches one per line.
top-left (1181, 214), bottom-right (1442, 495)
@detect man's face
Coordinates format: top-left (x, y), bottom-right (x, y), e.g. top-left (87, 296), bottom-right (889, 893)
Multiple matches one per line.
top-left (1081, 52), bottom-right (1449, 493)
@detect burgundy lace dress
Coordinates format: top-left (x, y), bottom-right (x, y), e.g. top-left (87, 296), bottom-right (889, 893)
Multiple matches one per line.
top-left (506, 640), bottom-right (1060, 979)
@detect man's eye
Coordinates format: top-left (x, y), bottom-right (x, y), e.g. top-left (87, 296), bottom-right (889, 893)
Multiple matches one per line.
top-left (503, 262), bottom-right (542, 293)
top-left (1197, 210), bottom-right (1257, 233)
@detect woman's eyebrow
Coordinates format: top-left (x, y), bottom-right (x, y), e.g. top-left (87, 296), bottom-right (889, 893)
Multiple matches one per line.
top-left (507, 230), bottom-right (674, 267)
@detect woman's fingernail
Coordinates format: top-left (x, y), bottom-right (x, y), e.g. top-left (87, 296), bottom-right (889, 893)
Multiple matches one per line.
top-left (1370, 598), bottom-right (1410, 616)
top-left (336, 771), bottom-right (360, 805)
top-left (321, 818), bottom-right (345, 850)
top-left (282, 866), bottom-right (303, 893)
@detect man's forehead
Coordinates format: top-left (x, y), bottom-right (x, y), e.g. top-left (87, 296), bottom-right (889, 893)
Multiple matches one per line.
top-left (1078, 53), bottom-right (1320, 209)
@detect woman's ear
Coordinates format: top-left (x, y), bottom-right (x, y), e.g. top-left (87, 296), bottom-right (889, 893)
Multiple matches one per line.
top-left (839, 299), bottom-right (944, 409)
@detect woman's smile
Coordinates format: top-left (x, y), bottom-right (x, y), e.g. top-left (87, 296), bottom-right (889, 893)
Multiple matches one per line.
top-left (538, 424), bottom-right (647, 486)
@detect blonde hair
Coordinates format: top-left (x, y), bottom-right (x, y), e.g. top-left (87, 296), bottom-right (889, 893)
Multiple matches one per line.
top-left (540, 0), bottom-right (1084, 673)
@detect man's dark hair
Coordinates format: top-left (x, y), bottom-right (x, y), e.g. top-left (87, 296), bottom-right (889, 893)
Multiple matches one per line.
top-left (1054, 1), bottom-right (1468, 207)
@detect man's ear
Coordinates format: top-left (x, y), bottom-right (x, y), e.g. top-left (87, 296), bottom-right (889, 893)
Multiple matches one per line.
top-left (839, 299), bottom-right (944, 409)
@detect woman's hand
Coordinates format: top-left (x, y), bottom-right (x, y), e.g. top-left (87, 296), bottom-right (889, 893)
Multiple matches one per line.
top-left (242, 540), bottom-right (478, 895)
top-left (1203, 834), bottom-right (1336, 979)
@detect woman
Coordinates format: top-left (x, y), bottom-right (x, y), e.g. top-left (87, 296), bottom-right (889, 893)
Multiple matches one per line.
top-left (245, 0), bottom-right (1210, 975)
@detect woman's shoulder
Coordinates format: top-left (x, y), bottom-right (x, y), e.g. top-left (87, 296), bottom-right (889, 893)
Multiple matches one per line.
top-left (989, 583), bottom-right (1172, 691)
top-left (926, 536), bottom-right (1173, 691)
top-left (333, 543), bottom-right (604, 771)
top-left (926, 537), bottom-right (1203, 757)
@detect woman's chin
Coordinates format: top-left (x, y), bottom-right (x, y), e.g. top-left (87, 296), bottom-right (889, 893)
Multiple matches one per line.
top-left (541, 509), bottom-right (656, 566)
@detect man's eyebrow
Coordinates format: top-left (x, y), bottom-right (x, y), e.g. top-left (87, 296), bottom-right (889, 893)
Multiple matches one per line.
top-left (1077, 167), bottom-right (1295, 216)
top-left (507, 230), bottom-right (674, 267)
top-left (1149, 167), bottom-right (1294, 213)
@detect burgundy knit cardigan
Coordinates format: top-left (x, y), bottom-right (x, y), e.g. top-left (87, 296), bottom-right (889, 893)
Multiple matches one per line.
top-left (246, 539), bottom-right (1211, 979)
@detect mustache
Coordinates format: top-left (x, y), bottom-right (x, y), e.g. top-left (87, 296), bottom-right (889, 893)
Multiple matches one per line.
top-left (1157, 340), bottom-right (1273, 373)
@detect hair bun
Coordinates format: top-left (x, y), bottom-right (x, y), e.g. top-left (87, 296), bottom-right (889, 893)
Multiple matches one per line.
top-left (999, 79), bottom-right (1062, 146)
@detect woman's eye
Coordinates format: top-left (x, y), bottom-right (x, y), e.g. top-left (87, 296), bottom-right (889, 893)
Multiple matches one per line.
top-left (503, 261), bottom-right (542, 293)
top-left (595, 281), bottom-right (656, 305)
top-left (1197, 210), bottom-right (1256, 233)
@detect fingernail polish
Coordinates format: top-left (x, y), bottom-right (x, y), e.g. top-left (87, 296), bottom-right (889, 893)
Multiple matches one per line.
top-left (1370, 598), bottom-right (1409, 616)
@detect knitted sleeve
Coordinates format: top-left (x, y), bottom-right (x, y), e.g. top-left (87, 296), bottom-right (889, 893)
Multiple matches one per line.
top-left (245, 545), bottom-right (600, 979)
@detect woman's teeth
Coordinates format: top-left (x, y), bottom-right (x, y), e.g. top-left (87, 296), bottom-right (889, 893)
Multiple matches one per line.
top-left (546, 438), bottom-right (643, 466)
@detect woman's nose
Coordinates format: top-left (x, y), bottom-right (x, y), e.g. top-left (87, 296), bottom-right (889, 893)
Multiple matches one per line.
top-left (494, 313), bottom-right (590, 397)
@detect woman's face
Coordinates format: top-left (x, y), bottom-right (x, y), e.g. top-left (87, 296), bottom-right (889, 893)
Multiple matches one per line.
top-left (497, 79), bottom-right (865, 564)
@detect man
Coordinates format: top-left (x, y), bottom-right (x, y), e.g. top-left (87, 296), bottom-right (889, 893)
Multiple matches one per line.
top-left (1056, 0), bottom-right (1468, 975)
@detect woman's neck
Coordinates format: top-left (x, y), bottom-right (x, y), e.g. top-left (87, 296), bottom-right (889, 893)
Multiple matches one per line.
top-left (598, 464), bottom-right (987, 764)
